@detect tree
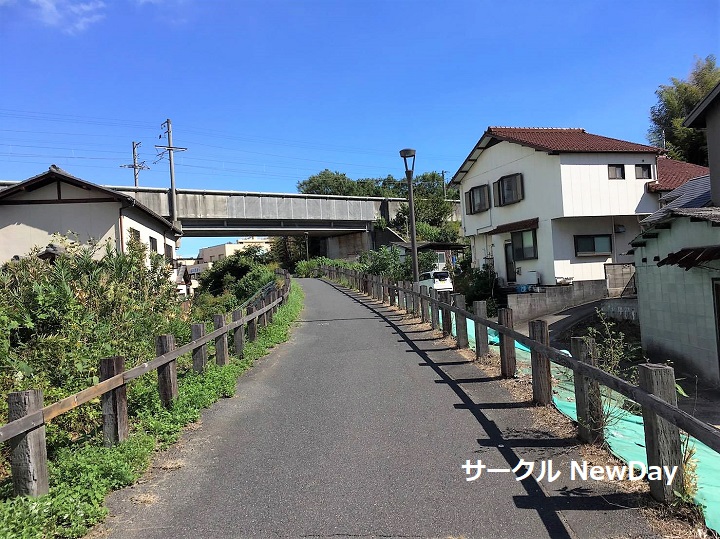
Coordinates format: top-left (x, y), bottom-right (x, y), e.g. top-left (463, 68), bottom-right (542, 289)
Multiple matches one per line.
top-left (648, 55), bottom-right (720, 165)
top-left (296, 169), bottom-right (357, 196)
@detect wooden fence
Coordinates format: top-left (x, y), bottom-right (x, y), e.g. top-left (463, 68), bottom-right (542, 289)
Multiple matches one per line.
top-left (321, 266), bottom-right (720, 504)
top-left (0, 269), bottom-right (292, 498)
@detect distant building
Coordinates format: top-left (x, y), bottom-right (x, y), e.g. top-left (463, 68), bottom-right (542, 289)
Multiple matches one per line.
top-left (197, 237), bottom-right (271, 264)
top-left (0, 166), bottom-right (181, 264)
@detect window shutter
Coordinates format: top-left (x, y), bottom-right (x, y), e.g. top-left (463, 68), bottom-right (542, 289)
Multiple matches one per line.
top-left (493, 180), bottom-right (501, 206)
top-left (465, 190), bottom-right (473, 214)
top-left (516, 174), bottom-right (524, 201)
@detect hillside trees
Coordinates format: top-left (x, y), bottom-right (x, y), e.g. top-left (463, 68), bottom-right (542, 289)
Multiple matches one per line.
top-left (648, 55), bottom-right (720, 165)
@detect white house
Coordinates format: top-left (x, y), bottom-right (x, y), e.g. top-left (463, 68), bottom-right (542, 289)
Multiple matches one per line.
top-left (0, 165), bottom-right (182, 264)
top-left (633, 80), bottom-right (720, 385)
top-left (450, 127), bottom-right (666, 293)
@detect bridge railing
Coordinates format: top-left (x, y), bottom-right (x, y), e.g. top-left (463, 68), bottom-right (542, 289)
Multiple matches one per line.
top-left (319, 265), bottom-right (720, 504)
top-left (0, 269), bottom-right (291, 498)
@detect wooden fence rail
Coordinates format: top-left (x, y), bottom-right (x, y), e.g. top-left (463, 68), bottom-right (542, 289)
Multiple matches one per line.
top-left (320, 265), bottom-right (720, 503)
top-left (0, 269), bottom-right (292, 497)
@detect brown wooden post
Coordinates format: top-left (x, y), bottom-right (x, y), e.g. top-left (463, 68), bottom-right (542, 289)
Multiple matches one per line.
top-left (638, 363), bottom-right (684, 502)
top-left (430, 288), bottom-right (439, 330)
top-left (389, 281), bottom-right (397, 307)
top-left (529, 320), bottom-right (552, 405)
top-left (397, 282), bottom-right (404, 311)
top-left (191, 323), bottom-right (207, 373)
top-left (453, 294), bottom-right (469, 349)
top-left (8, 389), bottom-right (48, 496)
top-left (440, 291), bottom-right (452, 336)
top-left (382, 277), bottom-right (389, 304)
top-left (571, 337), bottom-right (603, 443)
top-left (420, 285), bottom-right (429, 323)
top-left (156, 334), bottom-right (179, 408)
top-left (498, 308), bottom-right (516, 378)
top-left (232, 309), bottom-right (245, 358)
top-left (259, 298), bottom-right (268, 328)
top-left (247, 304), bottom-right (258, 342)
top-left (214, 314), bottom-right (230, 366)
top-left (402, 281), bottom-right (410, 312)
top-left (412, 282), bottom-right (420, 317)
top-left (100, 356), bottom-right (128, 447)
top-left (473, 301), bottom-right (489, 358)
top-left (267, 291), bottom-right (275, 324)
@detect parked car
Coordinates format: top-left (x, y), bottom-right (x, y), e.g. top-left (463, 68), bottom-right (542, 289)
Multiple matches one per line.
top-left (419, 270), bottom-right (453, 292)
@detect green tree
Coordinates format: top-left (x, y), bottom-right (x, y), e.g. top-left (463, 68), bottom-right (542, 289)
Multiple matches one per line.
top-left (296, 169), bottom-right (357, 196)
top-left (648, 55), bottom-right (720, 165)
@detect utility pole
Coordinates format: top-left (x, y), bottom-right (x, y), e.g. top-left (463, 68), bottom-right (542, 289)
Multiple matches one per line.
top-left (441, 170), bottom-right (448, 199)
top-left (155, 119), bottom-right (187, 227)
top-left (120, 141), bottom-right (149, 187)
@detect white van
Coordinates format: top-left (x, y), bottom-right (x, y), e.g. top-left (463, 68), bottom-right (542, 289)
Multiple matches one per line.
top-left (418, 270), bottom-right (453, 292)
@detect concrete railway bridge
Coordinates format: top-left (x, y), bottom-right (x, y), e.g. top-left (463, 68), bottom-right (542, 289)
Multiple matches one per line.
top-left (108, 186), bottom-right (461, 258)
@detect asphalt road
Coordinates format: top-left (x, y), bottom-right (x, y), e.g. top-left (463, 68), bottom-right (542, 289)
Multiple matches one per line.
top-left (97, 279), bottom-right (656, 539)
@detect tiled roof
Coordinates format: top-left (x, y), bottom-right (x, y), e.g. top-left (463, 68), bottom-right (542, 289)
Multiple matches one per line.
top-left (486, 127), bottom-right (662, 154)
top-left (642, 175), bottom-right (711, 225)
top-left (649, 157), bottom-right (709, 192)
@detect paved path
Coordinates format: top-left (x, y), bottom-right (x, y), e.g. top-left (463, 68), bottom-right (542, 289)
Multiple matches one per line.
top-left (98, 279), bottom-right (656, 539)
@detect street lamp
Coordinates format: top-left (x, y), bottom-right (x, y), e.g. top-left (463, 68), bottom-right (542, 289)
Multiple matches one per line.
top-left (400, 148), bottom-right (419, 283)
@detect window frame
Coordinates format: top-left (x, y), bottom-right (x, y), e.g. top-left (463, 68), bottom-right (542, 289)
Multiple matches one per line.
top-left (608, 164), bottom-right (625, 179)
top-left (128, 228), bottom-right (140, 242)
top-left (510, 229), bottom-right (537, 261)
top-left (465, 184), bottom-right (491, 214)
top-left (493, 173), bottom-right (524, 206)
top-left (149, 236), bottom-right (158, 253)
top-left (164, 243), bottom-right (174, 265)
top-left (574, 234), bottom-right (613, 257)
top-left (635, 164), bottom-right (652, 179)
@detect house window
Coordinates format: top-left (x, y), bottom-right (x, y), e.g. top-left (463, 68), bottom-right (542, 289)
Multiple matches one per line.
top-left (574, 234), bottom-right (612, 256)
top-left (511, 229), bottom-right (537, 261)
top-left (128, 228), bottom-right (140, 241)
top-left (465, 184), bottom-right (490, 214)
top-left (165, 244), bottom-right (174, 264)
top-left (437, 252), bottom-right (446, 265)
top-left (149, 237), bottom-right (158, 253)
top-left (608, 164), bottom-right (625, 179)
top-left (635, 164), bottom-right (652, 179)
top-left (493, 173), bottom-right (524, 206)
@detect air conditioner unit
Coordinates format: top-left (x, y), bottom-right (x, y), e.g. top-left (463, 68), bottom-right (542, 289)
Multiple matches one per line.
top-left (526, 270), bottom-right (540, 285)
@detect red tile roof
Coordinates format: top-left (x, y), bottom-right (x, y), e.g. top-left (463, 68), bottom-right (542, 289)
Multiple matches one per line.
top-left (486, 127), bottom-right (662, 154)
top-left (650, 157), bottom-right (709, 192)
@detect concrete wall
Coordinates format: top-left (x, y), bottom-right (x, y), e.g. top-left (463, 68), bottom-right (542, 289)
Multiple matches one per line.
top-left (507, 280), bottom-right (607, 323)
top-left (634, 216), bottom-right (720, 385)
top-left (601, 297), bottom-right (639, 322)
top-left (326, 232), bottom-right (372, 260)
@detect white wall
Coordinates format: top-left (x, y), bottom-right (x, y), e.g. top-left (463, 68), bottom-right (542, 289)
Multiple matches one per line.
top-left (121, 207), bottom-right (176, 258)
top-left (0, 197), bottom-right (120, 263)
top-left (635, 217), bottom-right (720, 385)
top-left (559, 153), bottom-right (658, 216)
top-left (551, 215), bottom-right (639, 281)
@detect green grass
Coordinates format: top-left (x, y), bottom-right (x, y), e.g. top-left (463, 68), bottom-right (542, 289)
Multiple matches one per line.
top-left (0, 285), bottom-right (304, 538)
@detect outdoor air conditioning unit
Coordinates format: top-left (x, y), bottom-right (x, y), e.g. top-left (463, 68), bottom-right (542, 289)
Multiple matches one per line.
top-left (526, 270), bottom-right (541, 285)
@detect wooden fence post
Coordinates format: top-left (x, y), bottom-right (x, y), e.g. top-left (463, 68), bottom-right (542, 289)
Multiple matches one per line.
top-left (638, 363), bottom-right (684, 502)
top-left (382, 277), bottom-right (389, 304)
top-left (438, 291), bottom-right (451, 336)
top-left (473, 301), bottom-right (489, 358)
top-left (430, 288), bottom-right (439, 330)
top-left (267, 291), bottom-right (275, 324)
top-left (420, 285), bottom-right (429, 323)
top-left (259, 298), bottom-right (267, 328)
top-left (403, 281), bottom-right (411, 312)
top-left (156, 334), bottom-right (178, 408)
top-left (397, 282), bottom-right (404, 311)
top-left (191, 323), bottom-right (207, 373)
top-left (571, 337), bottom-right (603, 443)
top-left (233, 310), bottom-right (244, 358)
top-left (100, 356), bottom-right (128, 447)
top-left (389, 281), bottom-right (397, 307)
top-left (8, 389), bottom-right (48, 497)
top-left (453, 294), bottom-right (469, 349)
top-left (497, 308), bottom-right (516, 378)
top-left (529, 320), bottom-right (552, 405)
top-left (412, 282), bottom-right (420, 317)
top-left (214, 314), bottom-right (230, 366)
top-left (247, 304), bottom-right (258, 342)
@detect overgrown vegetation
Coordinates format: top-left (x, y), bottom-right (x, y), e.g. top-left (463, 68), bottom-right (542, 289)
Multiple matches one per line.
top-left (0, 238), bottom-right (304, 538)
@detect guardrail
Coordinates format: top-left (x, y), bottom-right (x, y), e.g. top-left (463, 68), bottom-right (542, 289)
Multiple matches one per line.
top-left (0, 269), bottom-right (291, 498)
top-left (320, 265), bottom-right (720, 505)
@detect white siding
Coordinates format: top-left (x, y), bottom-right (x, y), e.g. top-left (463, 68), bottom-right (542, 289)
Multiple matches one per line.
top-left (0, 201), bottom-right (119, 263)
top-left (122, 207), bottom-right (176, 258)
top-left (559, 153), bottom-right (658, 216)
top-left (634, 218), bottom-right (720, 385)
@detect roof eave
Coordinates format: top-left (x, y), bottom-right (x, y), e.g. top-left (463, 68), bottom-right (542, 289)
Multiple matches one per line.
top-left (683, 80), bottom-right (720, 128)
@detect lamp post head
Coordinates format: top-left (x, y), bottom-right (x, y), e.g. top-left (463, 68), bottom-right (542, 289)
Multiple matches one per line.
top-left (399, 148), bottom-right (416, 175)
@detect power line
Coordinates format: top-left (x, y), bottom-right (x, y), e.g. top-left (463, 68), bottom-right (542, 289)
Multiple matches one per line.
top-left (120, 142), bottom-right (150, 187)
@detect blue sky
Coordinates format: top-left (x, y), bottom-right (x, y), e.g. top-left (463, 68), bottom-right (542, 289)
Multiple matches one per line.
top-left (1, 0), bottom-right (718, 257)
